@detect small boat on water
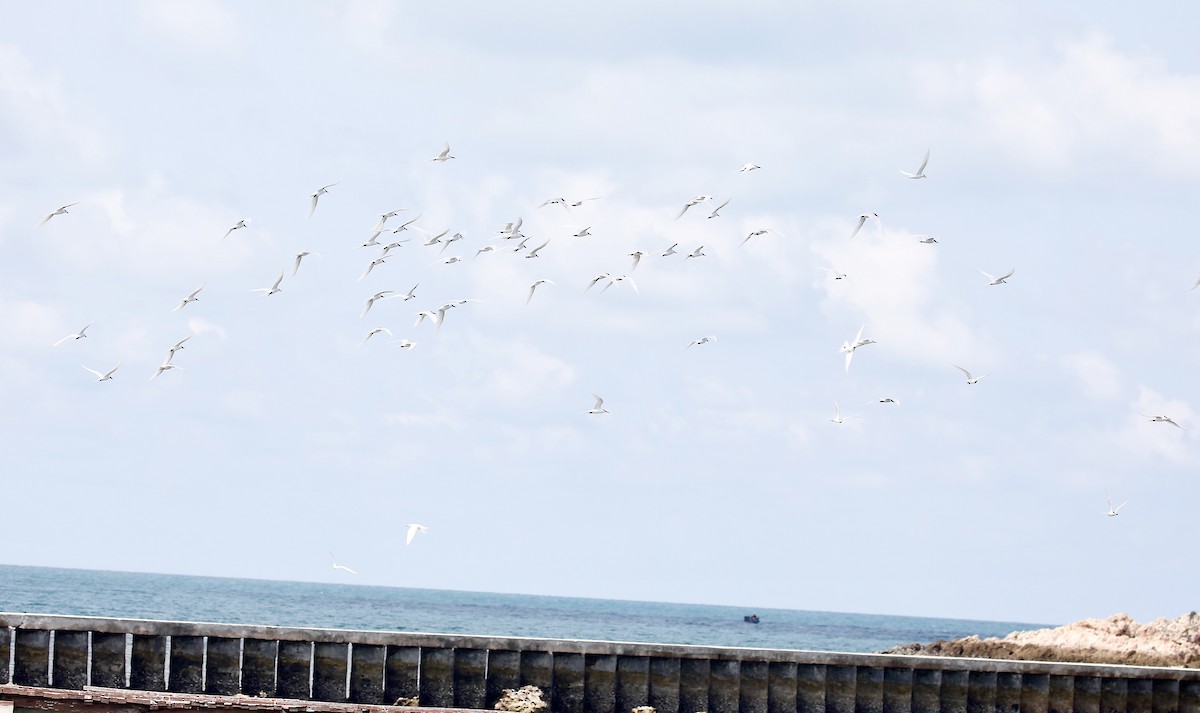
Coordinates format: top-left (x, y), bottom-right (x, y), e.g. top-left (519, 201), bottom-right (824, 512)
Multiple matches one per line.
top-left (743, 614), bottom-right (760, 624)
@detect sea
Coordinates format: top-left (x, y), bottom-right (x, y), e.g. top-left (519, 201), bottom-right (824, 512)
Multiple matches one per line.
top-left (0, 565), bottom-right (1047, 654)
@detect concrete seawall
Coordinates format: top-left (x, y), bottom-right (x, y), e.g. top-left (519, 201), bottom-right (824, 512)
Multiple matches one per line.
top-left (1, 613), bottom-right (1197, 713)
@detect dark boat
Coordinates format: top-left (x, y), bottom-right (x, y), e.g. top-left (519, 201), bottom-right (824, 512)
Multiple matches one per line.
top-left (743, 614), bottom-right (760, 624)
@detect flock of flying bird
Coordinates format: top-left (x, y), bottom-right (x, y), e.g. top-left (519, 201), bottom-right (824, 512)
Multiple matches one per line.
top-left (36, 140), bottom-right (1192, 555)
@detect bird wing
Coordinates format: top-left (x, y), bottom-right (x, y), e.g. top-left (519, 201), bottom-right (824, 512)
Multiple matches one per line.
top-left (308, 194), bottom-right (319, 219)
top-left (592, 394), bottom-right (605, 409)
top-left (405, 524), bottom-right (419, 546)
top-left (82, 366), bottom-right (105, 379)
top-left (999, 268), bottom-right (1015, 281)
top-left (953, 364), bottom-right (972, 380)
top-left (844, 350), bottom-right (854, 373)
top-left (849, 215), bottom-right (867, 239)
top-left (916, 149), bottom-right (930, 174)
top-left (708, 197), bottom-right (732, 217)
top-left (979, 269), bottom-right (996, 282)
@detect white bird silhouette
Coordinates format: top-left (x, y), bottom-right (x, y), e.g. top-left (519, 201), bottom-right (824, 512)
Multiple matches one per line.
top-left (676, 195), bottom-right (712, 220)
top-left (569, 197), bottom-right (603, 207)
top-left (362, 291), bottom-right (395, 317)
top-left (432, 141), bottom-right (455, 162)
top-left (830, 402), bottom-right (860, 424)
top-left (572, 226), bottom-right (592, 238)
top-left (740, 229), bottom-right (773, 247)
top-left (537, 197), bottom-right (567, 209)
top-left (293, 250), bottom-right (320, 276)
top-left (359, 255), bottom-right (390, 281)
top-left (821, 267), bottom-right (852, 282)
top-left (39, 202), bottom-right (80, 226)
top-left (915, 235), bottom-right (939, 244)
top-left (360, 327), bottom-right (393, 346)
top-left (54, 324), bottom-right (90, 346)
top-left (840, 324), bottom-right (876, 373)
top-left (82, 362), bottom-right (120, 382)
top-left (602, 275), bottom-right (639, 294)
top-left (400, 283), bottom-right (419, 301)
top-left (167, 333), bottom-right (192, 359)
top-left (953, 365), bottom-right (986, 384)
top-left (981, 268), bottom-right (1015, 285)
top-left (661, 243), bottom-right (678, 257)
top-left (1105, 491), bottom-right (1129, 517)
top-left (405, 523), bottom-right (429, 546)
top-left (874, 397), bottom-right (899, 406)
top-left (587, 394), bottom-right (609, 414)
top-left (685, 245), bottom-right (706, 259)
top-left (584, 272), bottom-right (611, 293)
top-left (629, 251), bottom-right (647, 271)
top-left (221, 219), bottom-right (249, 242)
top-left (1143, 414), bottom-right (1184, 429)
top-left (525, 240), bottom-right (550, 259)
top-left (392, 340), bottom-right (416, 350)
top-left (150, 361), bottom-right (185, 381)
top-left (252, 271), bottom-right (284, 296)
top-left (849, 213), bottom-right (880, 239)
top-left (687, 336), bottom-right (716, 349)
top-left (527, 279), bottom-right (555, 304)
top-left (706, 197), bottom-right (732, 219)
top-left (330, 553), bottom-right (358, 575)
top-left (173, 283), bottom-right (204, 311)
top-left (308, 182), bottom-right (338, 219)
top-left (900, 149), bottom-right (930, 179)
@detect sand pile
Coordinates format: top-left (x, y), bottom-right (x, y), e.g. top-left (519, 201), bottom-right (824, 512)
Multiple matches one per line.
top-left (882, 612), bottom-right (1200, 668)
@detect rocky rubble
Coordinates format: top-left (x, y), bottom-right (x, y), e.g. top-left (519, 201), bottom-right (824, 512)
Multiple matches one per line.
top-left (493, 685), bottom-right (550, 713)
top-left (881, 612), bottom-right (1200, 668)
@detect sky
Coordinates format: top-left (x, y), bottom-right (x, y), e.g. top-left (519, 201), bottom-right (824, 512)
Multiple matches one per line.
top-left (2, 1), bottom-right (1199, 628)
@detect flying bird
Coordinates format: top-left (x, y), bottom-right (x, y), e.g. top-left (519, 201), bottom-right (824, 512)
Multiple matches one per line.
top-left (821, 267), bottom-right (852, 282)
top-left (840, 324), bottom-right (876, 373)
top-left (900, 149), bottom-right (930, 179)
top-left (405, 523), bottom-right (429, 546)
top-left (584, 272), bottom-right (611, 293)
top-left (432, 141), bottom-right (455, 162)
top-left (400, 283), bottom-right (419, 301)
top-left (168, 333), bottom-right (192, 357)
top-left (740, 229), bottom-right (772, 247)
top-left (737, 163), bottom-right (761, 173)
top-left (587, 394), bottom-right (609, 415)
top-left (359, 255), bottom-right (390, 281)
top-left (308, 182), bottom-right (338, 218)
top-left (221, 219), bottom-right (249, 241)
top-left (629, 251), bottom-right (647, 271)
top-left (685, 246), bottom-right (706, 259)
top-left (150, 361), bottom-right (184, 381)
top-left (676, 195), bottom-right (712, 220)
top-left (1105, 491), bottom-right (1129, 517)
top-left (660, 243), bottom-right (678, 257)
top-left (687, 336), bottom-right (716, 349)
top-left (537, 197), bottom-right (567, 209)
top-left (54, 324), bottom-right (90, 346)
top-left (82, 362), bottom-right (120, 382)
top-left (527, 279), bottom-right (555, 304)
top-left (829, 402), bottom-right (860, 424)
top-left (706, 197), bottom-right (732, 219)
top-left (569, 197), bottom-right (603, 207)
top-left (173, 283), bottom-right (204, 312)
top-left (252, 271), bottom-right (284, 296)
top-left (915, 235), bottom-right (939, 244)
top-left (525, 240), bottom-right (550, 259)
top-left (1143, 414), bottom-right (1184, 429)
top-left (981, 268), bottom-right (1015, 285)
top-left (572, 226), bottom-right (592, 238)
top-left (330, 553), bottom-right (358, 575)
top-left (362, 290), bottom-right (395, 317)
top-left (875, 397), bottom-right (899, 406)
top-left (392, 340), bottom-right (416, 350)
top-left (39, 202), bottom-right (80, 226)
top-left (293, 251), bottom-right (318, 276)
top-left (849, 213), bottom-right (880, 239)
top-left (953, 365), bottom-right (986, 384)
top-left (360, 327), bottom-right (393, 346)
top-left (602, 275), bottom-right (639, 294)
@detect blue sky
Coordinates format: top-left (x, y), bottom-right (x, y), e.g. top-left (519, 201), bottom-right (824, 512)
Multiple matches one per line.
top-left (2, 1), bottom-right (1199, 627)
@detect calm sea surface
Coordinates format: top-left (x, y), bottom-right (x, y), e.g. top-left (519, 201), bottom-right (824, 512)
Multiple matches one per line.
top-left (0, 565), bottom-right (1047, 653)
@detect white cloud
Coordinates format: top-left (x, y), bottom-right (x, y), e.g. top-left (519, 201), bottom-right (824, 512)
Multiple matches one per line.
top-left (0, 45), bottom-right (107, 164)
top-left (137, 0), bottom-right (239, 53)
top-left (1060, 351), bottom-right (1124, 401)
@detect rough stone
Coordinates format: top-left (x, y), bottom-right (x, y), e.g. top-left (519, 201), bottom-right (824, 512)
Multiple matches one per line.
top-left (493, 685), bottom-right (549, 713)
top-left (880, 612), bottom-right (1200, 668)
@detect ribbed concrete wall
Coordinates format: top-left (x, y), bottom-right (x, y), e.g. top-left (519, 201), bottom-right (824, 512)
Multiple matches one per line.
top-left (1, 613), bottom-right (1197, 713)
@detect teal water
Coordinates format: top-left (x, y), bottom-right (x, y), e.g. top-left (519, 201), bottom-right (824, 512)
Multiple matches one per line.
top-left (0, 565), bottom-right (1047, 653)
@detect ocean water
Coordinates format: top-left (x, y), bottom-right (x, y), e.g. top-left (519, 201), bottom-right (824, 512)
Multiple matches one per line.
top-left (0, 565), bottom-right (1046, 653)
